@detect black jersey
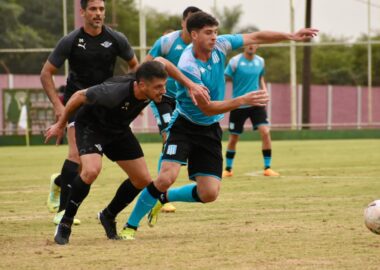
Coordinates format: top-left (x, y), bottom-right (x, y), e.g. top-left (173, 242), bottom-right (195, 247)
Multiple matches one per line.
top-left (48, 25), bottom-right (135, 103)
top-left (75, 74), bottom-right (150, 135)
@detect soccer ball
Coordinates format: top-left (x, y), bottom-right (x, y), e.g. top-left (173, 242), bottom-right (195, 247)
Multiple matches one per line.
top-left (364, 200), bottom-right (380, 235)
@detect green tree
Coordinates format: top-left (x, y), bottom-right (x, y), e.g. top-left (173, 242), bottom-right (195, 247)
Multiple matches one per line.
top-left (0, 1), bottom-right (45, 74)
top-left (145, 7), bottom-right (181, 44)
top-left (352, 33), bottom-right (380, 86)
top-left (310, 34), bottom-right (356, 85)
top-left (212, 5), bottom-right (242, 34)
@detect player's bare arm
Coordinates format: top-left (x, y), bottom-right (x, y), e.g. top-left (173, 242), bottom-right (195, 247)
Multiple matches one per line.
top-left (197, 90), bottom-right (269, 116)
top-left (44, 90), bottom-right (88, 145)
top-left (260, 76), bottom-right (267, 92)
top-left (40, 60), bottom-right (65, 121)
top-left (154, 57), bottom-right (210, 105)
top-left (143, 54), bottom-right (154, 62)
top-left (127, 55), bottom-right (139, 72)
top-left (243, 28), bottom-right (319, 45)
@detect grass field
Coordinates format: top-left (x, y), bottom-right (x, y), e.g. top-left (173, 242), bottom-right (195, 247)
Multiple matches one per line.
top-left (1, 139), bottom-right (380, 270)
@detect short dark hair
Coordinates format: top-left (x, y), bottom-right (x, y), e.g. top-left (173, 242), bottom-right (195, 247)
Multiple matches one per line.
top-left (136, 61), bottom-right (168, 83)
top-left (186, 11), bottom-right (219, 34)
top-left (182, 6), bottom-right (202, 20)
top-left (80, 0), bottom-right (105, 9)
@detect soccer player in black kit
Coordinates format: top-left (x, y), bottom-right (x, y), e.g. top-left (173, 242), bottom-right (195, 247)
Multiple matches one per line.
top-left (40, 0), bottom-right (138, 225)
top-left (44, 59), bottom-right (210, 245)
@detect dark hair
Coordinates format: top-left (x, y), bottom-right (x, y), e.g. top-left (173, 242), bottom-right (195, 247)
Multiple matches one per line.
top-left (80, 0), bottom-right (105, 9)
top-left (186, 11), bottom-right (219, 34)
top-left (182, 6), bottom-right (202, 20)
top-left (136, 61), bottom-right (168, 82)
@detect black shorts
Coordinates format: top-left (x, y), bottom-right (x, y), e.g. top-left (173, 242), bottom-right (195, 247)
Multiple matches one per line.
top-left (75, 122), bottom-right (144, 161)
top-left (228, 106), bottom-right (269, 134)
top-left (162, 115), bottom-right (223, 181)
top-left (150, 95), bottom-right (176, 134)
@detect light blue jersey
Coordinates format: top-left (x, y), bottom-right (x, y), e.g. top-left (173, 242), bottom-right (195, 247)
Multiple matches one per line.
top-left (174, 34), bottom-right (244, 126)
top-left (225, 53), bottom-right (265, 108)
top-left (148, 30), bottom-right (188, 98)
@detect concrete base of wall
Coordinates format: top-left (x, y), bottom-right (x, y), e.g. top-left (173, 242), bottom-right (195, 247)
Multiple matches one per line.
top-left (1, 129), bottom-right (379, 146)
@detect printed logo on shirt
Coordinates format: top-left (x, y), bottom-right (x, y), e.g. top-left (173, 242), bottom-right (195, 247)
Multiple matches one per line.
top-left (78, 38), bottom-right (86, 50)
top-left (175, 44), bottom-right (184, 50)
top-left (199, 67), bottom-right (206, 73)
top-left (100, 41), bottom-right (113, 48)
top-left (240, 62), bottom-right (247, 66)
top-left (166, 144), bottom-right (177, 155)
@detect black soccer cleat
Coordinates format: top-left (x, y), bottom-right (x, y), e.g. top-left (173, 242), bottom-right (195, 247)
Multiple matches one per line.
top-left (98, 211), bottom-right (118, 240)
top-left (54, 223), bottom-right (72, 245)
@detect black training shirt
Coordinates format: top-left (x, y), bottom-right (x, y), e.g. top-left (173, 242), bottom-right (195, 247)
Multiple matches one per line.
top-left (75, 74), bottom-right (150, 135)
top-left (48, 25), bottom-right (135, 103)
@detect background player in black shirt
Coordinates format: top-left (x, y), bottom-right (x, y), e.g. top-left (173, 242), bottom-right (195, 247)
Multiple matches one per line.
top-left (40, 0), bottom-right (138, 225)
top-left (44, 59), bottom-right (210, 245)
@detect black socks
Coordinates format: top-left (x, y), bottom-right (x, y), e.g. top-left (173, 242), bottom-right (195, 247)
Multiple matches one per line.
top-left (103, 179), bottom-right (142, 219)
top-left (58, 159), bottom-right (79, 212)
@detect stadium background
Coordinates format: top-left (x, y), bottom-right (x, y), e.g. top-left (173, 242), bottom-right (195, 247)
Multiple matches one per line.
top-left (0, 0), bottom-right (379, 142)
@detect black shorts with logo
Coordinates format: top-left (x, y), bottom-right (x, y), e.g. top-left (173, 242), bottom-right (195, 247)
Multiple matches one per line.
top-left (150, 95), bottom-right (176, 134)
top-left (162, 115), bottom-right (223, 181)
top-left (228, 106), bottom-right (269, 134)
top-left (75, 122), bottom-right (143, 161)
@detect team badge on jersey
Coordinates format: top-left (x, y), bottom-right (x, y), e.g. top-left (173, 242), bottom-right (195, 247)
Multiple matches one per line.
top-left (100, 41), bottom-right (113, 48)
top-left (121, 102), bottom-right (130, 110)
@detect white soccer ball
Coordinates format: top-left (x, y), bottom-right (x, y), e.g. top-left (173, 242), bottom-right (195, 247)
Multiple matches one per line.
top-left (364, 200), bottom-right (380, 235)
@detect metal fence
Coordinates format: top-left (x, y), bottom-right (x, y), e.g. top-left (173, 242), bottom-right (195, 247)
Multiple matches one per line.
top-left (1, 73), bottom-right (379, 136)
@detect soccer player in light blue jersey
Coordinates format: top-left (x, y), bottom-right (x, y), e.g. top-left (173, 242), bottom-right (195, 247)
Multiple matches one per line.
top-left (223, 45), bottom-right (280, 178)
top-left (146, 6), bottom-right (201, 140)
top-left (117, 11), bottom-right (318, 240)
top-left (145, 6), bottom-right (201, 213)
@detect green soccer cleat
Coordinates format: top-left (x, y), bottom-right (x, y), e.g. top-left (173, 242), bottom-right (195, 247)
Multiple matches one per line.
top-left (47, 173), bottom-right (61, 213)
top-left (147, 201), bottom-right (163, 228)
top-left (118, 227), bottom-right (136, 240)
top-left (53, 210), bottom-right (81, 226)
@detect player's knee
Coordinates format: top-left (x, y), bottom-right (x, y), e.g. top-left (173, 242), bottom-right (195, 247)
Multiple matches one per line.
top-left (81, 167), bottom-right (101, 184)
top-left (199, 188), bottom-right (219, 203)
top-left (155, 176), bottom-right (175, 191)
top-left (131, 175), bottom-right (152, 189)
